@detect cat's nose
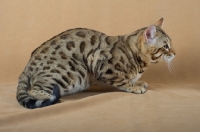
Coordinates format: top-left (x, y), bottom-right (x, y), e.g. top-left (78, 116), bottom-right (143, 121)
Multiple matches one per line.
top-left (169, 48), bottom-right (176, 56)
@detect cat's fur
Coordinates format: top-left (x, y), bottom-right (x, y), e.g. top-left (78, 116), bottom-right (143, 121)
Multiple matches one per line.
top-left (16, 18), bottom-right (175, 109)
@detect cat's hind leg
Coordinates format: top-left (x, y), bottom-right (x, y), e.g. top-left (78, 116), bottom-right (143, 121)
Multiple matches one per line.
top-left (16, 72), bottom-right (61, 109)
top-left (19, 83), bottom-right (61, 109)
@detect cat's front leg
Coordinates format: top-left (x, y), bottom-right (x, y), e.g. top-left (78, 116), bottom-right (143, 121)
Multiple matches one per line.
top-left (104, 78), bottom-right (147, 94)
top-left (98, 67), bottom-right (147, 94)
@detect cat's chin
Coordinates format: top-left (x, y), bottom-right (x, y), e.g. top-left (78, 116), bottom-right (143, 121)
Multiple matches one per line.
top-left (163, 54), bottom-right (175, 62)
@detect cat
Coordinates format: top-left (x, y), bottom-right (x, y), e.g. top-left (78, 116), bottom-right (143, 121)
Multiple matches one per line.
top-left (16, 18), bottom-right (175, 109)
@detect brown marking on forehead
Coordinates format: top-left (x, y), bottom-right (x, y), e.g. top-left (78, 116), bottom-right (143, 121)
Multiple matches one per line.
top-left (105, 36), bottom-right (118, 45)
top-left (59, 51), bottom-right (67, 59)
top-left (66, 41), bottom-right (75, 50)
top-left (165, 39), bottom-right (171, 48)
top-left (76, 31), bottom-right (85, 38)
top-left (80, 41), bottom-right (86, 53)
top-left (41, 47), bottom-right (49, 54)
top-left (156, 28), bottom-right (171, 41)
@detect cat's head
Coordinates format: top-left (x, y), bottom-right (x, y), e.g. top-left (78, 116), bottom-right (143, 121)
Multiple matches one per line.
top-left (143, 18), bottom-right (176, 64)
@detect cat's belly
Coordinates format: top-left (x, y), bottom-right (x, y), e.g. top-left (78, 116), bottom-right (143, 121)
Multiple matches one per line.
top-left (89, 77), bottom-right (106, 86)
top-left (61, 77), bottom-right (90, 96)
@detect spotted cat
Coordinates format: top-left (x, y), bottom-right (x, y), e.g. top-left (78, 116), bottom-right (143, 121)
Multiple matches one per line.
top-left (16, 18), bottom-right (175, 109)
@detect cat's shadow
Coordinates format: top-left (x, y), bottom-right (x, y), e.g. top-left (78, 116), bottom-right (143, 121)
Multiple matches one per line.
top-left (60, 86), bottom-right (117, 101)
top-left (60, 85), bottom-right (155, 101)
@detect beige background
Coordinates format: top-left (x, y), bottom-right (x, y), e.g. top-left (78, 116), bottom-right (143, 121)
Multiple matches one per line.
top-left (0, 0), bottom-right (200, 84)
top-left (0, 0), bottom-right (200, 132)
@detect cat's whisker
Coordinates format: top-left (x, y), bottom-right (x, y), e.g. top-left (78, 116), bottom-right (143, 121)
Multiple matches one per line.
top-left (169, 61), bottom-right (175, 75)
top-left (165, 59), bottom-right (170, 72)
top-left (169, 61), bottom-right (175, 73)
top-left (167, 62), bottom-right (172, 74)
top-left (164, 56), bottom-right (175, 75)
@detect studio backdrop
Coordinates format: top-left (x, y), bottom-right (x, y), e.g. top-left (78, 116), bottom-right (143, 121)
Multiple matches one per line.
top-left (0, 0), bottom-right (200, 132)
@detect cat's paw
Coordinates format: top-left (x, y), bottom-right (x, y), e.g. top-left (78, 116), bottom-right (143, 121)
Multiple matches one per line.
top-left (129, 86), bottom-right (147, 94)
top-left (118, 82), bottom-right (147, 94)
top-left (134, 81), bottom-right (148, 88)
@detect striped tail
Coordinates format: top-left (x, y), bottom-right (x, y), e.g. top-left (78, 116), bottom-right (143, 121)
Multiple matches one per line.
top-left (16, 72), bottom-right (61, 109)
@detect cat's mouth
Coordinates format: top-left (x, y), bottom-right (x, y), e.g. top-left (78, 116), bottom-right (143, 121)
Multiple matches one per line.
top-left (151, 53), bottom-right (175, 63)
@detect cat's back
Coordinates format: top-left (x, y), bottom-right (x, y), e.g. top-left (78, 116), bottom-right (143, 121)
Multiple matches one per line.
top-left (31, 28), bottom-right (105, 57)
top-left (23, 28), bottom-right (107, 74)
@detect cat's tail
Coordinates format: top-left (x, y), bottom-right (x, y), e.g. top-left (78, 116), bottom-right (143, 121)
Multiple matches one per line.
top-left (16, 72), bottom-right (61, 109)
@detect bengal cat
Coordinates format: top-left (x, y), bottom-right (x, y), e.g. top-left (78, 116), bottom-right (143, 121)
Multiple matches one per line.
top-left (16, 18), bottom-right (175, 109)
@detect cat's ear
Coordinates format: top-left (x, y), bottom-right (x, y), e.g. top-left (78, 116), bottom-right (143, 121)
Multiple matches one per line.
top-left (155, 18), bottom-right (164, 28)
top-left (144, 25), bottom-right (156, 44)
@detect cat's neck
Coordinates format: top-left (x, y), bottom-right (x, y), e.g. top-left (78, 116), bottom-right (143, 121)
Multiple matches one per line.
top-left (125, 30), bottom-right (151, 64)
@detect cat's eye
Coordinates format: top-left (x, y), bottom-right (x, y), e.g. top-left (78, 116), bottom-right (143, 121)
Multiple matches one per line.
top-left (163, 44), bottom-right (169, 49)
